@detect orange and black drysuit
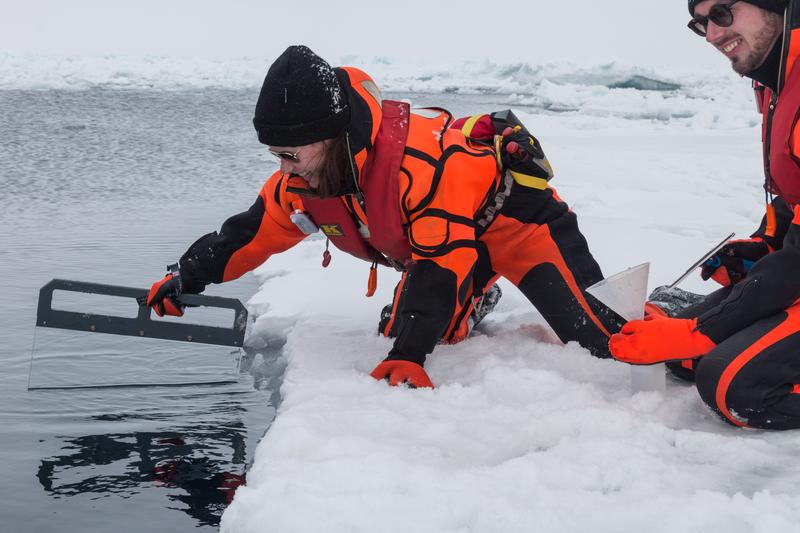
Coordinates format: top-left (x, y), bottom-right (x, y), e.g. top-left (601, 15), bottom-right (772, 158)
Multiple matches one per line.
top-left (667, 4), bottom-right (800, 429)
top-left (177, 66), bottom-right (622, 367)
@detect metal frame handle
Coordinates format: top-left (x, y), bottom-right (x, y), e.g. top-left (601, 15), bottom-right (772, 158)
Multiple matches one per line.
top-left (36, 279), bottom-right (248, 347)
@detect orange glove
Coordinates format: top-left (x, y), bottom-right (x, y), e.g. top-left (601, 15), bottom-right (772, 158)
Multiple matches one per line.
top-left (146, 272), bottom-right (185, 317)
top-left (370, 360), bottom-right (434, 389)
top-left (609, 316), bottom-right (716, 365)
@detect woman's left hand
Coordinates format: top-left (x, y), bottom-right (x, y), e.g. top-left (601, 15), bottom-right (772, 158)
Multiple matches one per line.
top-left (370, 360), bottom-right (434, 389)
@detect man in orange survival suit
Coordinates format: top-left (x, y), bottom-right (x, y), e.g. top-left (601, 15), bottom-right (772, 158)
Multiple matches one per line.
top-left (146, 45), bottom-right (624, 388)
top-left (610, 0), bottom-right (800, 430)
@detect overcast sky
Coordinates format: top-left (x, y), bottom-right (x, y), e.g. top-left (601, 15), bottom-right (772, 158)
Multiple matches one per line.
top-left (2, 0), bottom-right (724, 69)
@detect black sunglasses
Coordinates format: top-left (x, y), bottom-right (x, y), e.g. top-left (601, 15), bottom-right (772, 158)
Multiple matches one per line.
top-left (688, 0), bottom-right (741, 37)
top-left (268, 148), bottom-right (300, 162)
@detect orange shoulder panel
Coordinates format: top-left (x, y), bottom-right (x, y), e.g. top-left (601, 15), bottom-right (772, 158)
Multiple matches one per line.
top-left (786, 29), bottom-right (800, 88)
top-left (401, 117), bottom-right (498, 222)
top-left (340, 66), bottom-right (383, 143)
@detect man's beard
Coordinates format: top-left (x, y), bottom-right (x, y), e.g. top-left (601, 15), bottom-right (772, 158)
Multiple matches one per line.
top-left (734, 12), bottom-right (783, 75)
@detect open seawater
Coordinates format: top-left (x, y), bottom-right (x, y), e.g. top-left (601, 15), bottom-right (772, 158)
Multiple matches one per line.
top-left (0, 88), bottom-right (288, 532)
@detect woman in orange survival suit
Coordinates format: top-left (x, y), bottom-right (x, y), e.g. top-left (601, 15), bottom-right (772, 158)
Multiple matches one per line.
top-left (146, 45), bottom-right (624, 388)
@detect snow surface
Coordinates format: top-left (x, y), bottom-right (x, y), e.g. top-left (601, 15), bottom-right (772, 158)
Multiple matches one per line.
top-left (215, 65), bottom-right (800, 532)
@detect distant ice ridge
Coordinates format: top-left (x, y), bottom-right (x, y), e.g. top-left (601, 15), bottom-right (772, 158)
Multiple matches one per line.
top-left (0, 52), bottom-right (758, 129)
top-left (0, 52), bottom-right (265, 91)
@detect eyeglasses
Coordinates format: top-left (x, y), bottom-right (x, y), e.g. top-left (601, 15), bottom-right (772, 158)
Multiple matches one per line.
top-left (688, 0), bottom-right (741, 37)
top-left (268, 148), bottom-right (300, 162)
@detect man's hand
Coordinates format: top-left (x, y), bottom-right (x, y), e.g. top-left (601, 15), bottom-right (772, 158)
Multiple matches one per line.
top-left (609, 316), bottom-right (716, 365)
top-left (701, 237), bottom-right (771, 286)
top-left (370, 360), bottom-right (434, 389)
top-left (146, 271), bottom-right (185, 317)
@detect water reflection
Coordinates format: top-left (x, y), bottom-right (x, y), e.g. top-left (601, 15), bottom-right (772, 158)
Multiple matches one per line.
top-left (34, 345), bottom-right (286, 528)
top-left (38, 424), bottom-right (248, 526)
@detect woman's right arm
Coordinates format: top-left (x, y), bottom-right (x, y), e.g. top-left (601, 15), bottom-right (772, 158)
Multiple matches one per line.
top-left (179, 171), bottom-right (307, 292)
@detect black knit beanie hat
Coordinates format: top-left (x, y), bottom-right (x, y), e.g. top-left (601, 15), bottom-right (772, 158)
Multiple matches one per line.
top-left (253, 45), bottom-right (350, 146)
top-left (688, 0), bottom-right (786, 15)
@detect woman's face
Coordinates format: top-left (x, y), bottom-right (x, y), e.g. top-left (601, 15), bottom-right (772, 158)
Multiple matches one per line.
top-left (268, 140), bottom-right (329, 188)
